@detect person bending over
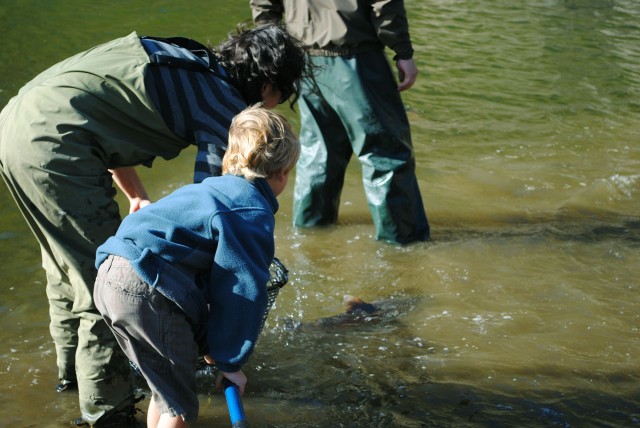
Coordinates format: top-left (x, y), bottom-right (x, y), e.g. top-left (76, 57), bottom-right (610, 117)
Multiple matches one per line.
top-left (0, 23), bottom-right (306, 426)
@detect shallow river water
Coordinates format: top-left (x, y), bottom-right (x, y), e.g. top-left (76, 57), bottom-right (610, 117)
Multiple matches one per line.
top-left (1, 1), bottom-right (639, 427)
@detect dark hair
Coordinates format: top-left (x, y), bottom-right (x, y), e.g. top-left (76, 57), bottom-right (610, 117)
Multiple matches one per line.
top-left (213, 23), bottom-right (308, 109)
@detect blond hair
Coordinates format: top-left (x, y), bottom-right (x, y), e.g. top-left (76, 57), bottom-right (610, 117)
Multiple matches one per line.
top-left (222, 105), bottom-right (300, 180)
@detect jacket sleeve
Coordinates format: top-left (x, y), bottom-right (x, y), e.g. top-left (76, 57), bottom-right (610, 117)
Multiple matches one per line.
top-left (250, 0), bottom-right (284, 25)
top-left (206, 209), bottom-right (274, 372)
top-left (370, 0), bottom-right (414, 60)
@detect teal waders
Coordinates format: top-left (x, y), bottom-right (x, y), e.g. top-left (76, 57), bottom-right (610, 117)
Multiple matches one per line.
top-left (293, 50), bottom-right (429, 244)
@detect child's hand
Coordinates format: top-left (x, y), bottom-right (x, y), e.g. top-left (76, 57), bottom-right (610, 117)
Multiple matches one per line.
top-left (217, 370), bottom-right (247, 396)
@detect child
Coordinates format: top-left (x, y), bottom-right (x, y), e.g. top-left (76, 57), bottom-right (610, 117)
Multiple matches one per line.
top-left (93, 105), bottom-right (300, 427)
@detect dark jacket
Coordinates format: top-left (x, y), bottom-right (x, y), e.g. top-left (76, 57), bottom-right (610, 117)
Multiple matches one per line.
top-left (250, 0), bottom-right (414, 59)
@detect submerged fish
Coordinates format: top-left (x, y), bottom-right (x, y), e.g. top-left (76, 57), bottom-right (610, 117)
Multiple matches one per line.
top-left (281, 294), bottom-right (421, 333)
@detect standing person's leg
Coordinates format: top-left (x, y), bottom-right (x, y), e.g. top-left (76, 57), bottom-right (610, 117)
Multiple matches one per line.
top-left (345, 51), bottom-right (430, 244)
top-left (293, 57), bottom-right (353, 227)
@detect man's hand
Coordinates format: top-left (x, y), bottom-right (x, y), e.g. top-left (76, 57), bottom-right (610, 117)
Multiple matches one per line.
top-left (396, 58), bottom-right (419, 92)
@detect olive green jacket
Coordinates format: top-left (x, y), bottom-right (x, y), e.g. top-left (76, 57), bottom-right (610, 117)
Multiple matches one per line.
top-left (250, 0), bottom-right (414, 59)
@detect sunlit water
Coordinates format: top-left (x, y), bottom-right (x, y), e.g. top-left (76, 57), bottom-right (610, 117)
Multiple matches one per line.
top-left (1, 0), bottom-right (639, 427)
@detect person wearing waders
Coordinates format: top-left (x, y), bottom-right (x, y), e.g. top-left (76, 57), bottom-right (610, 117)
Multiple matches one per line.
top-left (0, 24), bottom-right (307, 426)
top-left (251, 0), bottom-right (430, 244)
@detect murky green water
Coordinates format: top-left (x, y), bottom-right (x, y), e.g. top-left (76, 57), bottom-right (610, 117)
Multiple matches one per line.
top-left (1, 0), bottom-right (639, 426)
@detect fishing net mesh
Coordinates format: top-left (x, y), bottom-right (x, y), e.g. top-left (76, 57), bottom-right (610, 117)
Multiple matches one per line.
top-left (261, 257), bottom-right (289, 334)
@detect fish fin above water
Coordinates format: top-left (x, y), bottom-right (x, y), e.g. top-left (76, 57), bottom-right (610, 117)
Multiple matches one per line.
top-left (344, 295), bottom-right (377, 315)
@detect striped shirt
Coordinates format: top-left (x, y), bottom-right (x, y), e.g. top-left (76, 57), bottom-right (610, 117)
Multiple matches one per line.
top-left (140, 37), bottom-right (246, 182)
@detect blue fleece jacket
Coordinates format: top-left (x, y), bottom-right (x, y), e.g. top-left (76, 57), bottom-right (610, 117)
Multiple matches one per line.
top-left (96, 175), bottom-right (277, 372)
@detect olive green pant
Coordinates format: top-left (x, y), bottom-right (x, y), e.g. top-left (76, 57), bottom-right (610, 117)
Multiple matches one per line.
top-left (0, 33), bottom-right (181, 424)
top-left (0, 133), bottom-right (134, 424)
top-left (294, 50), bottom-right (430, 244)
top-left (0, 151), bottom-right (134, 424)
